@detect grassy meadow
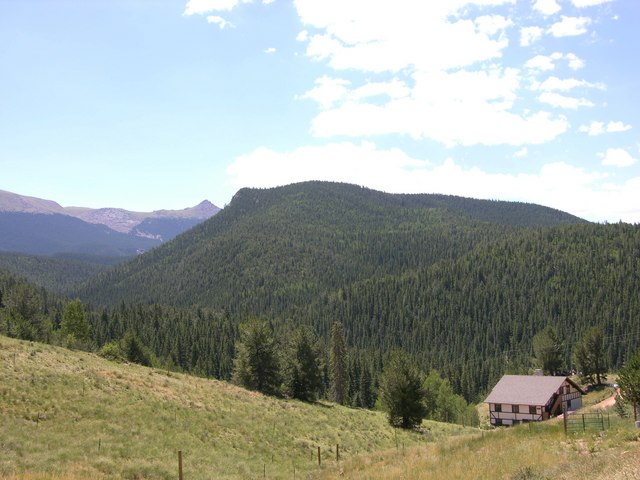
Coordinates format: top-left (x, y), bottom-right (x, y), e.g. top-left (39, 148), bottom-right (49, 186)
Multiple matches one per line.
top-left (0, 336), bottom-right (467, 479)
top-left (316, 389), bottom-right (640, 480)
top-left (2, 334), bottom-right (639, 480)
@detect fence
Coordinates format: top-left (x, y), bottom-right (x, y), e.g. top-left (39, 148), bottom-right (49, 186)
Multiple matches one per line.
top-left (563, 411), bottom-right (610, 434)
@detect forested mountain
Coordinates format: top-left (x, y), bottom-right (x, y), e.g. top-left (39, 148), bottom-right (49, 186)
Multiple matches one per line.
top-left (77, 181), bottom-right (584, 307)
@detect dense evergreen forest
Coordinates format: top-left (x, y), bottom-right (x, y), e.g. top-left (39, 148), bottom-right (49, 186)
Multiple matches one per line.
top-left (2, 182), bottom-right (639, 405)
top-left (0, 252), bottom-right (118, 293)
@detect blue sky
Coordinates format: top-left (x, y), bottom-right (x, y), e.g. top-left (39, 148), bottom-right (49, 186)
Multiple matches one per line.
top-left (1, 0), bottom-right (638, 222)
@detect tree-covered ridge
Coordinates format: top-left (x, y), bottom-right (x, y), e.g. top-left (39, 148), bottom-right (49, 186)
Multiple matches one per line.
top-left (313, 222), bottom-right (640, 400)
top-left (0, 252), bottom-right (116, 293)
top-left (76, 181), bottom-right (583, 308)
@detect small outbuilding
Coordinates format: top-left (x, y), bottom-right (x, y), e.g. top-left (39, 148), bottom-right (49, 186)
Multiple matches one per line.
top-left (485, 374), bottom-right (584, 426)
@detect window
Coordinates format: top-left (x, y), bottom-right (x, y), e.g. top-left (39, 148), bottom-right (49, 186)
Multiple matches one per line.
top-left (529, 406), bottom-right (537, 415)
top-left (513, 405), bottom-right (519, 414)
top-left (565, 386), bottom-right (571, 394)
top-left (494, 404), bottom-right (502, 412)
top-left (495, 419), bottom-right (503, 426)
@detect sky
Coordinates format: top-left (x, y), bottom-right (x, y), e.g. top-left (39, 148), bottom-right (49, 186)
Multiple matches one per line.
top-left (1, 0), bottom-right (638, 222)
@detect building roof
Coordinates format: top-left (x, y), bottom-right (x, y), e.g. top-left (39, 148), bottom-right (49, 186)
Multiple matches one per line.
top-left (484, 375), bottom-right (579, 406)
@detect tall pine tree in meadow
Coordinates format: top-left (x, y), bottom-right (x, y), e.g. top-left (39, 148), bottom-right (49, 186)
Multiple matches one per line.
top-left (380, 350), bottom-right (427, 429)
top-left (283, 327), bottom-right (323, 402)
top-left (232, 319), bottom-right (281, 395)
top-left (329, 322), bottom-right (348, 405)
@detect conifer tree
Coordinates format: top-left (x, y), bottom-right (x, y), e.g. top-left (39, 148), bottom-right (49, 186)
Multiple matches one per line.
top-left (284, 327), bottom-right (323, 402)
top-left (618, 349), bottom-right (640, 421)
top-left (380, 351), bottom-right (427, 429)
top-left (533, 325), bottom-right (564, 375)
top-left (329, 322), bottom-right (348, 404)
top-left (60, 299), bottom-right (91, 346)
top-left (573, 326), bottom-right (607, 386)
top-left (232, 319), bottom-right (280, 395)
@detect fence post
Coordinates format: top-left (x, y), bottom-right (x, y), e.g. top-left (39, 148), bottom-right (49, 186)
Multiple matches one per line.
top-left (563, 405), bottom-right (568, 435)
top-left (178, 450), bottom-right (183, 480)
top-left (336, 444), bottom-right (340, 462)
top-left (582, 414), bottom-right (586, 432)
top-left (317, 446), bottom-right (321, 466)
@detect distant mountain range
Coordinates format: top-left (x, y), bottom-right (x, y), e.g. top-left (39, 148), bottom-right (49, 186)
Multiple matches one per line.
top-left (0, 189), bottom-right (220, 257)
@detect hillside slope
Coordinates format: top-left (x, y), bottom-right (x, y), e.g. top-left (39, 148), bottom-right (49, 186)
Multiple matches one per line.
top-left (77, 181), bottom-right (584, 308)
top-left (0, 335), bottom-right (466, 480)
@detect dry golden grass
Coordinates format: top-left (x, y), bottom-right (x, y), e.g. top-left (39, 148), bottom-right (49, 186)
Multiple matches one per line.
top-left (0, 336), bottom-right (469, 479)
top-left (314, 409), bottom-right (640, 480)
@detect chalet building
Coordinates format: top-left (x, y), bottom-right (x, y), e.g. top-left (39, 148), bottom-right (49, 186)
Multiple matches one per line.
top-left (485, 375), bottom-right (584, 427)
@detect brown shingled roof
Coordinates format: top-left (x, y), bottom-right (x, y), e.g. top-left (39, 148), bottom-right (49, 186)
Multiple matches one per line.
top-left (484, 375), bottom-right (578, 406)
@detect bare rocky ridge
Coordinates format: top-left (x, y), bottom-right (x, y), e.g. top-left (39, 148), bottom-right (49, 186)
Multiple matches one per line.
top-left (0, 189), bottom-right (220, 234)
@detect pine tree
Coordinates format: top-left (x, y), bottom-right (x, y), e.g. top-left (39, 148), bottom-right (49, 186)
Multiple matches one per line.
top-left (618, 349), bottom-right (640, 421)
top-left (359, 362), bottom-right (375, 409)
top-left (329, 322), bottom-right (348, 404)
top-left (283, 327), bottom-right (323, 402)
top-left (573, 326), bottom-right (607, 386)
top-left (533, 325), bottom-right (564, 375)
top-left (60, 299), bottom-right (91, 346)
top-left (232, 319), bottom-right (281, 395)
top-left (380, 351), bottom-right (427, 429)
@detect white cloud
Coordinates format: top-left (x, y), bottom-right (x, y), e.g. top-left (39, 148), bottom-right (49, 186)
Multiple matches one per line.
top-left (514, 147), bottom-right (529, 157)
top-left (520, 26), bottom-right (544, 46)
top-left (296, 30), bottom-right (309, 42)
top-left (184, 0), bottom-right (247, 15)
top-left (183, 0), bottom-right (271, 15)
top-left (565, 53), bottom-right (586, 70)
top-left (534, 76), bottom-right (603, 91)
top-left (226, 141), bottom-right (429, 192)
top-left (538, 92), bottom-right (594, 109)
top-left (525, 55), bottom-right (557, 71)
top-left (548, 16), bottom-right (591, 37)
top-left (579, 121), bottom-right (605, 135)
top-left (533, 0), bottom-right (561, 16)
top-left (300, 76), bottom-right (351, 109)
top-left (475, 15), bottom-right (513, 35)
top-left (525, 52), bottom-right (585, 71)
top-left (305, 68), bottom-right (569, 146)
top-left (265, 47), bottom-right (276, 54)
top-left (600, 148), bottom-right (638, 167)
top-left (606, 121), bottom-right (632, 133)
top-left (207, 15), bottom-right (233, 28)
top-left (571, 0), bottom-right (614, 6)
top-left (295, 0), bottom-right (514, 73)
top-left (226, 141), bottom-right (640, 222)
top-left (579, 121), bottom-right (632, 135)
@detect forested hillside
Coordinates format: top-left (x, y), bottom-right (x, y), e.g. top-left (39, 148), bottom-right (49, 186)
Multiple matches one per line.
top-left (77, 181), bottom-right (584, 308)
top-left (0, 252), bottom-right (119, 293)
top-left (3, 182), bottom-right (640, 402)
top-left (65, 182), bottom-right (640, 401)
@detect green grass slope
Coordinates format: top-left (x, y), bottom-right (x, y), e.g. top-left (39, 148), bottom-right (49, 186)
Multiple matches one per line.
top-left (315, 416), bottom-right (640, 480)
top-left (0, 335), bottom-right (468, 480)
